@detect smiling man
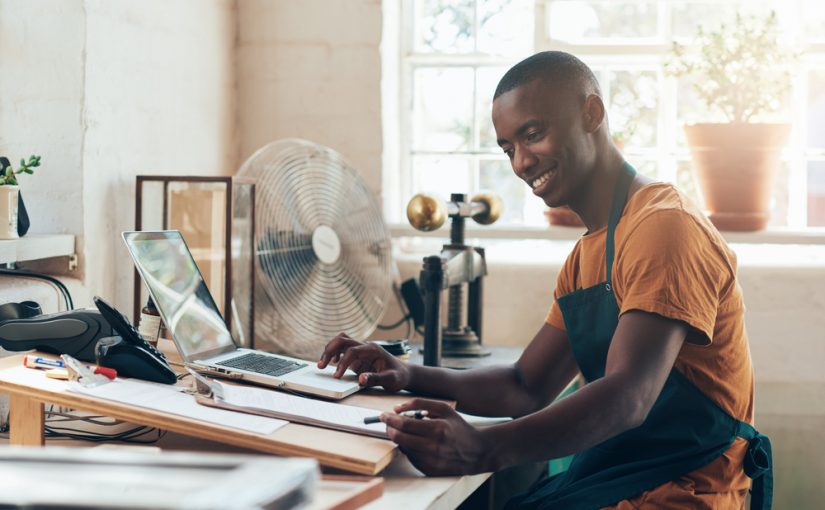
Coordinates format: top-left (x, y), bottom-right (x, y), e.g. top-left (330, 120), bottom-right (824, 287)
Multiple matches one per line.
top-left (319, 51), bottom-right (771, 509)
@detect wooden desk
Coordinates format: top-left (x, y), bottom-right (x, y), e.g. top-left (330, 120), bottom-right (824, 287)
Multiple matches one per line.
top-left (0, 354), bottom-right (398, 474)
top-left (0, 353), bottom-right (491, 509)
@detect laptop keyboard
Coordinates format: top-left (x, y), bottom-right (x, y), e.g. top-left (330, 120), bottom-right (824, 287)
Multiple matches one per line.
top-left (216, 353), bottom-right (307, 377)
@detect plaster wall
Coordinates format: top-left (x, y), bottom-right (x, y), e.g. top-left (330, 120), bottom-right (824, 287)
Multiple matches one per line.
top-left (0, 1), bottom-right (86, 237)
top-left (236, 0), bottom-right (384, 195)
top-left (81, 0), bottom-right (236, 311)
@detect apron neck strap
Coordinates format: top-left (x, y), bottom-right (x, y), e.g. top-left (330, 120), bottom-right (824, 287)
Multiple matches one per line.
top-left (605, 162), bottom-right (637, 284)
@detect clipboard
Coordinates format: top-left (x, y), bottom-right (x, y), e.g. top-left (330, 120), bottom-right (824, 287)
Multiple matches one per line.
top-left (189, 369), bottom-right (390, 439)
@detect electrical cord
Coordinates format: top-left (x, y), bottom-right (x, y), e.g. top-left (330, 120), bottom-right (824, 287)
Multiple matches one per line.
top-left (0, 267), bottom-right (74, 310)
top-left (40, 404), bottom-right (165, 444)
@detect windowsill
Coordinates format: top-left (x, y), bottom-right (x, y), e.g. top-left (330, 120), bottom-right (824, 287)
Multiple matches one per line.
top-left (389, 224), bottom-right (825, 245)
top-left (0, 234), bottom-right (75, 265)
top-left (390, 225), bottom-right (825, 268)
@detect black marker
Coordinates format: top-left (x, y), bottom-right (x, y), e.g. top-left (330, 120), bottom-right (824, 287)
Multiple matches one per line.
top-left (363, 409), bottom-right (429, 425)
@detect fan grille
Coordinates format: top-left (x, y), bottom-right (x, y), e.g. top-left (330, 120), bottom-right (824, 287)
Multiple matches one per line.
top-left (237, 139), bottom-right (391, 358)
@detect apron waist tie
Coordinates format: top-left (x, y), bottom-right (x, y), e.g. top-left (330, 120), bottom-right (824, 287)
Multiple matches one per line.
top-left (737, 422), bottom-right (773, 510)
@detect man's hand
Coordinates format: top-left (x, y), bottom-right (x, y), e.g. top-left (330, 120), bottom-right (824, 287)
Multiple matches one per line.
top-left (382, 398), bottom-right (493, 476)
top-left (318, 333), bottom-right (411, 392)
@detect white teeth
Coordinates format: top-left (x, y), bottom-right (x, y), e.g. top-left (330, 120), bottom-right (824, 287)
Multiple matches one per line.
top-left (532, 172), bottom-right (550, 189)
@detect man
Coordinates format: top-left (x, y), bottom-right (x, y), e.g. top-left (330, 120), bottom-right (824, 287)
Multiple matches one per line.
top-left (319, 51), bottom-right (771, 509)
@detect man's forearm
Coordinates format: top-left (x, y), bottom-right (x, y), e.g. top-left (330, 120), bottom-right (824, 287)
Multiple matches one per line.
top-left (406, 364), bottom-right (550, 417)
top-left (480, 372), bottom-right (646, 471)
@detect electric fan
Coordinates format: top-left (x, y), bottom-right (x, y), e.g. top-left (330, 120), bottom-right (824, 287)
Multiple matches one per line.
top-left (236, 139), bottom-right (392, 359)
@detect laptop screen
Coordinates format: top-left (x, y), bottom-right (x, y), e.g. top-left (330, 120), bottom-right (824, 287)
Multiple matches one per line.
top-left (122, 231), bottom-right (236, 362)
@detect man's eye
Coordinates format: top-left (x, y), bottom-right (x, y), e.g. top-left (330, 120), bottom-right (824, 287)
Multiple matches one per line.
top-left (526, 131), bottom-right (540, 142)
top-left (503, 149), bottom-right (514, 159)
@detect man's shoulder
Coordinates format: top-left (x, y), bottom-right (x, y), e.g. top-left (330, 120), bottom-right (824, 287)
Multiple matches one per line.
top-left (622, 182), bottom-right (719, 240)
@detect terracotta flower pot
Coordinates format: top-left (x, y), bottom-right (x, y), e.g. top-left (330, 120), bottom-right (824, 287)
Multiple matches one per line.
top-left (684, 123), bottom-right (791, 231)
top-left (545, 206), bottom-right (585, 227)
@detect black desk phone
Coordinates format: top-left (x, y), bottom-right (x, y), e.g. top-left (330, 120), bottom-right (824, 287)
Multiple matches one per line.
top-left (93, 296), bottom-right (177, 385)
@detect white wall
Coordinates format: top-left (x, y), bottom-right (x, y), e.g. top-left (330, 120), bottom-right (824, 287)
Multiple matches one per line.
top-left (0, 0), bottom-right (236, 311)
top-left (0, 1), bottom-right (86, 237)
top-left (236, 0), bottom-right (383, 195)
top-left (81, 0), bottom-right (236, 311)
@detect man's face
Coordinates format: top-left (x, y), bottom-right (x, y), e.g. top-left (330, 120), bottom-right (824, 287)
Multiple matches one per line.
top-left (492, 79), bottom-right (595, 208)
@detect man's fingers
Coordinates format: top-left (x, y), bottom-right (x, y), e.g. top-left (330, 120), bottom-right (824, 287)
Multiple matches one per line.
top-left (394, 398), bottom-right (455, 418)
top-left (318, 333), bottom-right (355, 368)
top-left (359, 370), bottom-right (401, 390)
top-left (382, 413), bottom-right (436, 435)
top-left (386, 426), bottom-right (437, 454)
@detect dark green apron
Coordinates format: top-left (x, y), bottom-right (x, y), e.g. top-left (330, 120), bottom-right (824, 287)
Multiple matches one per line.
top-left (508, 163), bottom-right (772, 510)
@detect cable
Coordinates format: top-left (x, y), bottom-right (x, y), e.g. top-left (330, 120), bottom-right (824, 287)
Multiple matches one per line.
top-left (0, 268), bottom-right (73, 310)
top-left (376, 315), bottom-right (410, 330)
top-left (37, 404), bottom-right (166, 444)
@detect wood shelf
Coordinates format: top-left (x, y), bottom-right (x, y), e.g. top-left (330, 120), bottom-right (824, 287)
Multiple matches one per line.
top-left (0, 234), bottom-right (75, 265)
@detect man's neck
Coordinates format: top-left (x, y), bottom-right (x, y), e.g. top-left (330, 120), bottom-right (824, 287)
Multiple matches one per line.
top-left (568, 147), bottom-right (627, 233)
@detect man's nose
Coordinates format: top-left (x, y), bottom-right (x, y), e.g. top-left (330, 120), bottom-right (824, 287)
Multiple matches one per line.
top-left (513, 147), bottom-right (538, 177)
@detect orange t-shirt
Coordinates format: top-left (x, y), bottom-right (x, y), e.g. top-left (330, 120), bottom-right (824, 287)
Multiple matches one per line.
top-left (546, 182), bottom-right (755, 509)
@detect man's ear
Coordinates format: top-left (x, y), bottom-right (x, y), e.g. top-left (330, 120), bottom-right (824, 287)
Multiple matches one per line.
top-left (582, 94), bottom-right (605, 133)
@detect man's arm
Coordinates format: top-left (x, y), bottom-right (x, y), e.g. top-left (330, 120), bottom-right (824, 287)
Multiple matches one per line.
top-left (405, 322), bottom-right (580, 417)
top-left (383, 310), bottom-right (687, 475)
top-left (481, 310), bottom-right (687, 469)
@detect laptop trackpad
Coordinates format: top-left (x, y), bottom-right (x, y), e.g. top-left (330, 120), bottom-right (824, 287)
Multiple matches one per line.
top-left (293, 370), bottom-right (358, 389)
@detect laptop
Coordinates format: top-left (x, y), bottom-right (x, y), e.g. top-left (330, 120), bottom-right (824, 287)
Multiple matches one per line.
top-left (122, 230), bottom-right (361, 400)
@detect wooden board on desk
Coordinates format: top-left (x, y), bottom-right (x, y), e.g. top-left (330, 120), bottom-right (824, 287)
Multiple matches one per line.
top-left (0, 355), bottom-right (396, 475)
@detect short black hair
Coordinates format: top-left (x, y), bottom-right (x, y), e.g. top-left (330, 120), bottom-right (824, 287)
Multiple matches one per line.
top-left (493, 51), bottom-right (601, 101)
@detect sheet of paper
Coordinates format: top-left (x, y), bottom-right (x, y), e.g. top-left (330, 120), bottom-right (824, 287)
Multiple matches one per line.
top-left (215, 381), bottom-right (387, 437)
top-left (67, 379), bottom-right (287, 435)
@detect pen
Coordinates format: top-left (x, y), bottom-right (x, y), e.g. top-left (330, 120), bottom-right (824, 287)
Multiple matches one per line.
top-left (363, 409), bottom-right (429, 425)
top-left (23, 354), bottom-right (117, 380)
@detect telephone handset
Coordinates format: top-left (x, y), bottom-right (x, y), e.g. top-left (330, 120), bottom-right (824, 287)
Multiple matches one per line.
top-left (93, 296), bottom-right (177, 384)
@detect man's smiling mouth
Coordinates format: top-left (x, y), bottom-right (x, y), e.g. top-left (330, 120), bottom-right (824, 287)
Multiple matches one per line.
top-left (531, 171), bottom-right (551, 189)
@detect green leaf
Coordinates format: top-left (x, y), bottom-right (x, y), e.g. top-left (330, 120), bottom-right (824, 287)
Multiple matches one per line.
top-left (5, 167), bottom-right (12, 178)
top-left (24, 169), bottom-right (32, 174)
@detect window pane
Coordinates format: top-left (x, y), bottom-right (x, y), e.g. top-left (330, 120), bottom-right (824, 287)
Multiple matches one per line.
top-left (769, 161), bottom-right (790, 227)
top-left (808, 70), bottom-right (825, 149)
top-left (413, 67), bottom-right (474, 152)
top-left (477, 67), bottom-right (508, 151)
top-left (609, 70), bottom-right (658, 148)
top-left (671, 1), bottom-right (773, 39)
top-left (479, 159), bottom-right (525, 224)
top-left (631, 159), bottom-right (661, 181)
top-left (676, 75), bottom-right (725, 147)
top-left (676, 160), bottom-right (704, 208)
top-left (808, 161), bottom-right (825, 227)
top-left (803, 0), bottom-right (825, 42)
top-left (547, 1), bottom-right (658, 42)
top-left (412, 156), bottom-right (472, 197)
top-left (413, 0), bottom-right (475, 54)
top-left (477, 0), bottom-right (533, 56)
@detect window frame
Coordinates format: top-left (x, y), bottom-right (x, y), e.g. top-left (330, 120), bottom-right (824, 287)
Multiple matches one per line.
top-left (387, 0), bottom-right (825, 231)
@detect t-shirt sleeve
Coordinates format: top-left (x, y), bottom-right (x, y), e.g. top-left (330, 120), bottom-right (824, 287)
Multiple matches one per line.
top-left (545, 246), bottom-right (579, 331)
top-left (614, 210), bottom-right (730, 345)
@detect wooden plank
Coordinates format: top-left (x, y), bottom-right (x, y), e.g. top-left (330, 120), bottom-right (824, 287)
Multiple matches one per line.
top-left (9, 394), bottom-right (44, 446)
top-left (309, 475), bottom-right (384, 510)
top-left (0, 355), bottom-right (396, 475)
top-left (0, 234), bottom-right (75, 264)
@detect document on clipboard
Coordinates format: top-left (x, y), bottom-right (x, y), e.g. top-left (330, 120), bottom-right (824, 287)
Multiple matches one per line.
top-left (189, 369), bottom-right (389, 439)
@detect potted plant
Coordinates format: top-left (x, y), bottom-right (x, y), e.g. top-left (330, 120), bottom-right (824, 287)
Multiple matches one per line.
top-left (0, 155), bottom-right (40, 239)
top-left (667, 11), bottom-right (796, 231)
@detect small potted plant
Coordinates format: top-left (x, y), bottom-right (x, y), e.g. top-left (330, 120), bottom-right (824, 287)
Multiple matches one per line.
top-left (667, 11), bottom-right (796, 231)
top-left (0, 155), bottom-right (40, 239)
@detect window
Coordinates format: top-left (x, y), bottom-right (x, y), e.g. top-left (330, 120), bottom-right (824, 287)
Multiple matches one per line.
top-left (391, 0), bottom-right (825, 228)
